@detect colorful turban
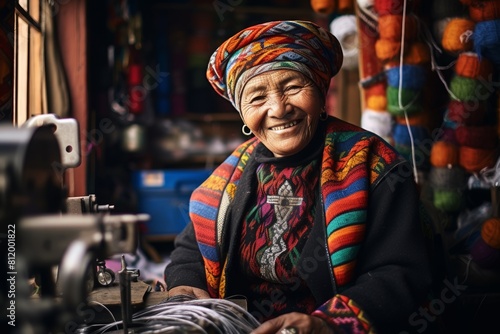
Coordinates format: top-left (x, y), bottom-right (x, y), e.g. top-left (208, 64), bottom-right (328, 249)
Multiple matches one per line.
top-left (206, 20), bottom-right (343, 112)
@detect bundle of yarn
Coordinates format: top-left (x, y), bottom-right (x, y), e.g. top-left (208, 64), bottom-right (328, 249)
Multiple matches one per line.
top-left (77, 295), bottom-right (261, 333)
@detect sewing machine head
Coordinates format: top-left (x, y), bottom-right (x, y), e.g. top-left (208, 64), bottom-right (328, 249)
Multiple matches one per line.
top-left (0, 115), bottom-right (146, 333)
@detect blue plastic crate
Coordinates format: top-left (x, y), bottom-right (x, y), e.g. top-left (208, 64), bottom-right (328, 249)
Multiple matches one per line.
top-left (132, 169), bottom-right (212, 236)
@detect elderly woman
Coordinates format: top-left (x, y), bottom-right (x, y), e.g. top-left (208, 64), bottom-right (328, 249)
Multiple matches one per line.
top-left (164, 20), bottom-right (433, 334)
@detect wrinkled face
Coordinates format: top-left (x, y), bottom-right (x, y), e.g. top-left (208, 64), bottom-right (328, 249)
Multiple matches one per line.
top-left (240, 70), bottom-right (324, 158)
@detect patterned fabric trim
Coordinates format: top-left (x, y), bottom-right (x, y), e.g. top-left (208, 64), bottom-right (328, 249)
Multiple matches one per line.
top-left (190, 137), bottom-right (258, 297)
top-left (312, 294), bottom-right (376, 334)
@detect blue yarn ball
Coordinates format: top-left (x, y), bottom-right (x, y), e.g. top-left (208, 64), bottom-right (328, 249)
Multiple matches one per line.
top-left (385, 65), bottom-right (427, 90)
top-left (473, 19), bottom-right (500, 68)
top-left (392, 123), bottom-right (430, 146)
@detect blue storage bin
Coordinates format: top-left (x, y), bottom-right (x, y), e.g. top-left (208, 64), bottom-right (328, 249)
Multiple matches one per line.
top-left (132, 169), bottom-right (212, 236)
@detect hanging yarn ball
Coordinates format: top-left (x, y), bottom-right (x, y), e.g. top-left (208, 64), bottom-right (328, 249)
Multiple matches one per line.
top-left (441, 17), bottom-right (475, 54)
top-left (367, 95), bottom-right (387, 110)
top-left (375, 39), bottom-right (402, 62)
top-left (385, 41), bottom-right (430, 67)
top-left (386, 86), bottom-right (422, 116)
top-left (455, 125), bottom-right (499, 149)
top-left (473, 19), bottom-right (500, 69)
top-left (365, 82), bottom-right (387, 111)
top-left (392, 123), bottom-right (429, 146)
top-left (361, 108), bottom-right (393, 138)
top-left (459, 145), bottom-right (498, 173)
top-left (378, 14), bottom-right (419, 41)
top-left (337, 0), bottom-right (355, 12)
top-left (330, 15), bottom-right (359, 70)
top-left (481, 218), bottom-right (500, 249)
top-left (395, 109), bottom-right (429, 126)
top-left (470, 236), bottom-right (500, 270)
top-left (385, 64), bottom-right (427, 90)
top-left (433, 18), bottom-right (453, 47)
top-left (455, 52), bottom-right (494, 80)
top-left (433, 188), bottom-right (463, 212)
top-left (365, 81), bottom-right (386, 96)
top-left (310, 0), bottom-right (336, 14)
top-left (446, 100), bottom-right (487, 126)
top-left (428, 166), bottom-right (467, 189)
top-left (430, 140), bottom-right (459, 167)
top-left (469, 1), bottom-right (500, 22)
top-left (374, 0), bottom-right (419, 15)
top-left (449, 75), bottom-right (490, 102)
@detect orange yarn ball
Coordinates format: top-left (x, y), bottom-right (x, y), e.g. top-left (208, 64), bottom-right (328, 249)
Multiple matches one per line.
top-left (459, 145), bottom-right (498, 173)
top-left (430, 141), bottom-right (460, 167)
top-left (481, 218), bottom-right (500, 249)
top-left (469, 1), bottom-right (500, 22)
top-left (455, 52), bottom-right (494, 79)
top-left (367, 95), bottom-right (387, 110)
top-left (337, 0), bottom-right (353, 12)
top-left (395, 110), bottom-right (429, 126)
top-left (310, 0), bottom-right (336, 14)
top-left (385, 41), bottom-right (430, 67)
top-left (365, 82), bottom-right (387, 110)
top-left (375, 38), bottom-right (402, 61)
top-left (441, 18), bottom-right (475, 54)
top-left (378, 14), bottom-right (419, 41)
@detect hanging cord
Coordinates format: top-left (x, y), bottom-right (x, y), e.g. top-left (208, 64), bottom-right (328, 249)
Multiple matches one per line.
top-left (418, 16), bottom-right (459, 100)
top-left (397, 0), bottom-right (419, 184)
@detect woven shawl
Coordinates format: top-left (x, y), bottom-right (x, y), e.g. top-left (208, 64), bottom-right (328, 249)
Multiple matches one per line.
top-left (189, 118), bottom-right (401, 298)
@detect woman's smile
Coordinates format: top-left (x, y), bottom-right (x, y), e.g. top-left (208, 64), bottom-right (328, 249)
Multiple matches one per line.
top-left (269, 119), bottom-right (301, 131)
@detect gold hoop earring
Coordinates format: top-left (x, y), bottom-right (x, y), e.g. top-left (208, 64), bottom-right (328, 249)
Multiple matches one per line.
top-left (320, 109), bottom-right (328, 121)
top-left (242, 124), bottom-right (252, 136)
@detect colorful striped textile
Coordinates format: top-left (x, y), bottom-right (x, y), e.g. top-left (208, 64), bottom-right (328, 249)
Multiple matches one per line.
top-left (206, 20), bottom-right (343, 111)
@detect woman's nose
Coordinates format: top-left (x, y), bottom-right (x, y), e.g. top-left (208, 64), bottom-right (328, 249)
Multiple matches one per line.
top-left (267, 94), bottom-right (290, 117)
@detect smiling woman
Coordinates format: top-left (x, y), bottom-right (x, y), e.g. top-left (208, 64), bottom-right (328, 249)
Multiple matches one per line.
top-left (164, 20), bottom-right (434, 334)
top-left (240, 70), bottom-right (323, 157)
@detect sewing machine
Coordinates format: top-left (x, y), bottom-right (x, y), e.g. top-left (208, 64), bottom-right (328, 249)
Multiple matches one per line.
top-left (0, 115), bottom-right (152, 334)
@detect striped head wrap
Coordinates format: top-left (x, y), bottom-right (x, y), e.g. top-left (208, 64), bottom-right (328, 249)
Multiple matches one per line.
top-left (206, 20), bottom-right (343, 112)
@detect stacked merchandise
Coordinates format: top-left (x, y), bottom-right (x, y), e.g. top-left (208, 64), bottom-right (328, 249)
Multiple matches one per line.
top-left (362, 0), bottom-right (433, 178)
top-left (428, 0), bottom-right (499, 216)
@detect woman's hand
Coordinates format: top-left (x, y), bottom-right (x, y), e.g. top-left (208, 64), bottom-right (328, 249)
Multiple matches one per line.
top-left (250, 312), bottom-right (335, 334)
top-left (167, 286), bottom-right (210, 299)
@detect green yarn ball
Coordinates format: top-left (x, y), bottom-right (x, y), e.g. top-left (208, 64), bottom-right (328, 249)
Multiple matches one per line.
top-left (449, 75), bottom-right (491, 102)
top-left (386, 86), bottom-right (422, 116)
top-left (433, 188), bottom-right (463, 212)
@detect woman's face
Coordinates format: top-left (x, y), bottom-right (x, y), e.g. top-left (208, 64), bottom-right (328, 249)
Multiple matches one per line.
top-left (240, 70), bottom-right (324, 158)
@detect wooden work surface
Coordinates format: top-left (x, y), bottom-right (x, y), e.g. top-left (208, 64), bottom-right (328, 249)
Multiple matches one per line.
top-left (86, 280), bottom-right (169, 323)
top-left (88, 280), bottom-right (153, 306)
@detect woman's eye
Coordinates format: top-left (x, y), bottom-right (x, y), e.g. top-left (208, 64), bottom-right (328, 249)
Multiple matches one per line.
top-left (285, 85), bottom-right (302, 93)
top-left (250, 95), bottom-right (265, 103)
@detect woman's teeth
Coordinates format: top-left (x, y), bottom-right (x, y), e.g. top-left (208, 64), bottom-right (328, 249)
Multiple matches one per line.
top-left (271, 120), bottom-right (298, 131)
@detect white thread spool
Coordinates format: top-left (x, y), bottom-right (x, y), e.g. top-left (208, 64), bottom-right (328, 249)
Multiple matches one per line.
top-left (361, 108), bottom-right (393, 138)
top-left (330, 15), bottom-right (359, 70)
